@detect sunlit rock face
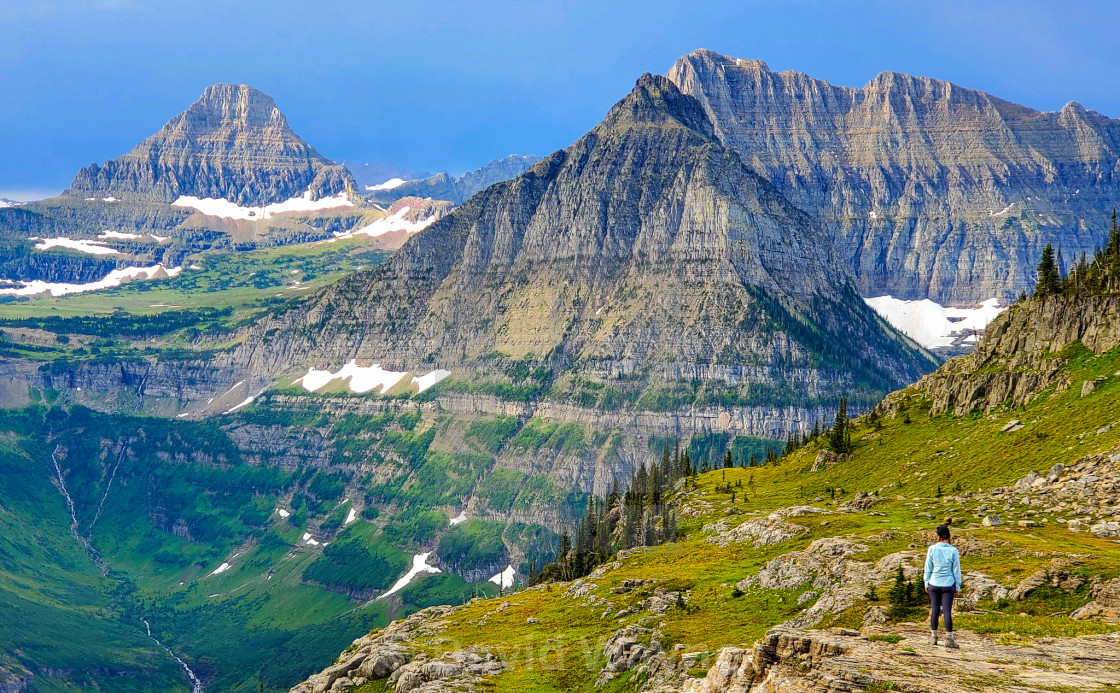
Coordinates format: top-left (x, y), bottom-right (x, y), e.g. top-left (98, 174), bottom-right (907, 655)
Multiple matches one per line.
top-left (669, 49), bottom-right (1120, 305)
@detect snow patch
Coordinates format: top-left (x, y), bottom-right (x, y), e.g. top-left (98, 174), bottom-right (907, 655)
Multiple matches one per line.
top-left (991, 203), bottom-right (1015, 216)
top-left (489, 565), bottom-right (515, 589)
top-left (864, 296), bottom-right (1005, 350)
top-left (33, 237), bottom-right (119, 255)
top-left (98, 230), bottom-right (143, 240)
top-left (333, 205), bottom-right (436, 240)
top-left (276, 508), bottom-right (290, 518)
top-left (449, 510), bottom-right (467, 526)
top-left (345, 507), bottom-right (357, 525)
top-left (172, 190), bottom-right (352, 221)
top-left (293, 360), bottom-right (408, 394)
top-left (210, 562), bottom-right (230, 576)
top-left (412, 369), bottom-right (451, 393)
top-left (0, 264), bottom-right (181, 297)
top-left (367, 177), bottom-right (407, 191)
top-left (150, 234), bottom-right (169, 243)
top-left (378, 552), bottom-right (441, 599)
top-left (224, 396), bottom-right (254, 414)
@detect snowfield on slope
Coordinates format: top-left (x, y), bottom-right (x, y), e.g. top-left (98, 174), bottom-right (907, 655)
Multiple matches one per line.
top-left (863, 296), bottom-right (1005, 350)
top-left (489, 565), bottom-right (516, 589)
top-left (378, 552), bottom-right (441, 599)
top-left (172, 190), bottom-right (352, 221)
top-left (294, 361), bottom-right (408, 394)
top-left (0, 264), bottom-right (181, 297)
top-left (332, 205), bottom-right (437, 239)
top-left (412, 369), bottom-right (451, 393)
top-left (366, 177), bottom-right (407, 191)
top-left (32, 237), bottom-right (120, 255)
top-left (294, 363), bottom-right (453, 395)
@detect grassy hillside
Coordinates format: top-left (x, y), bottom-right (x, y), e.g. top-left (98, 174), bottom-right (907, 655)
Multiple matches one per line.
top-left (310, 336), bottom-right (1120, 693)
top-left (0, 237), bottom-right (391, 365)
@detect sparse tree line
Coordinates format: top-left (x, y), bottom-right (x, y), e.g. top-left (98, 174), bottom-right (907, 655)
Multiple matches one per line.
top-left (531, 395), bottom-right (866, 584)
top-left (531, 443), bottom-right (697, 584)
top-left (1032, 211), bottom-right (1120, 299)
top-left (780, 395), bottom-right (855, 457)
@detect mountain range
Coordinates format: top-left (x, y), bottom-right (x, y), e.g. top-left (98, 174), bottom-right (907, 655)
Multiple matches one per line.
top-left (3, 49), bottom-right (1120, 693)
top-left (224, 74), bottom-right (933, 433)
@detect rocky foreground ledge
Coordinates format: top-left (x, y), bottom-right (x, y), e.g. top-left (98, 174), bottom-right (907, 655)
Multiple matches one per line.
top-left (293, 613), bottom-right (1120, 693)
top-left (682, 624), bottom-right (1120, 693)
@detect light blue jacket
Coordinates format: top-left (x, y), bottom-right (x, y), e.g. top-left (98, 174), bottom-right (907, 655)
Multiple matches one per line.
top-left (924, 542), bottom-right (961, 590)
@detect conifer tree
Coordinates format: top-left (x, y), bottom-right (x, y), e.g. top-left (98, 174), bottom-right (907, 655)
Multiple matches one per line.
top-left (828, 397), bottom-right (850, 454)
top-left (1036, 243), bottom-right (1062, 296)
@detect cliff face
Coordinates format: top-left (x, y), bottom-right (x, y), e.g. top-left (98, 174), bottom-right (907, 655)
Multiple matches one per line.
top-left (229, 74), bottom-right (934, 414)
top-left (65, 84), bottom-right (355, 206)
top-left (668, 49), bottom-right (1120, 304)
top-left (893, 294), bottom-right (1120, 415)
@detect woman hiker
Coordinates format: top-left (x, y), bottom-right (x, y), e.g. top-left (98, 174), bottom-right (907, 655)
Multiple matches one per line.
top-left (924, 524), bottom-right (962, 648)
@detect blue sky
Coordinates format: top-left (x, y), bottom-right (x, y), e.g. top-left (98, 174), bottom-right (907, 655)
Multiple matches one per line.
top-left (2, 0), bottom-right (1119, 199)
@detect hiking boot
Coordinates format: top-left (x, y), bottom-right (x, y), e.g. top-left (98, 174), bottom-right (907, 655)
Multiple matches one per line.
top-left (929, 630), bottom-right (938, 646)
top-left (945, 632), bottom-right (959, 649)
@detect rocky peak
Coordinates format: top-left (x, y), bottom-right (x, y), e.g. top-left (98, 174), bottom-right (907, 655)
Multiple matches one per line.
top-left (597, 73), bottom-right (715, 137)
top-left (174, 83), bottom-right (288, 131)
top-left (65, 83), bottom-right (355, 206)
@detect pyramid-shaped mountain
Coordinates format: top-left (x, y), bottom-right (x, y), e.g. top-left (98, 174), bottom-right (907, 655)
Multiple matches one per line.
top-left (668, 49), bottom-right (1120, 304)
top-left (235, 74), bottom-right (935, 420)
top-left (65, 84), bottom-right (355, 206)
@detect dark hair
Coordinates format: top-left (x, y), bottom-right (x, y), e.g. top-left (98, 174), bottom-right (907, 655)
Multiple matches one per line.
top-left (935, 525), bottom-right (951, 540)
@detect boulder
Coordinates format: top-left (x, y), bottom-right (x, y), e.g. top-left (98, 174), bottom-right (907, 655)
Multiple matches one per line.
top-left (705, 515), bottom-right (808, 548)
top-left (1008, 569), bottom-right (1048, 601)
top-left (1072, 578), bottom-right (1120, 622)
top-left (1091, 521), bottom-right (1120, 537)
top-left (1014, 471), bottom-right (1039, 490)
top-left (595, 625), bottom-right (662, 685)
top-left (981, 514), bottom-right (1003, 526)
top-left (1082, 377), bottom-right (1106, 397)
top-left (812, 450), bottom-right (840, 471)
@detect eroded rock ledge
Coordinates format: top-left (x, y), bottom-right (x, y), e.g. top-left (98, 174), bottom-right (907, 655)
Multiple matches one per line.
top-left (680, 625), bottom-right (1120, 693)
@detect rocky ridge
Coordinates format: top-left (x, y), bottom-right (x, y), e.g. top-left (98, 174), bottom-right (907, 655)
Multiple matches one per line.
top-left (369, 155), bottom-right (541, 205)
top-left (669, 49), bottom-right (1120, 304)
top-left (897, 294), bottom-right (1120, 416)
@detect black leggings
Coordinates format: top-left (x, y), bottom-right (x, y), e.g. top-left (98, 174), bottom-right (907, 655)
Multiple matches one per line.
top-left (929, 586), bottom-right (955, 631)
